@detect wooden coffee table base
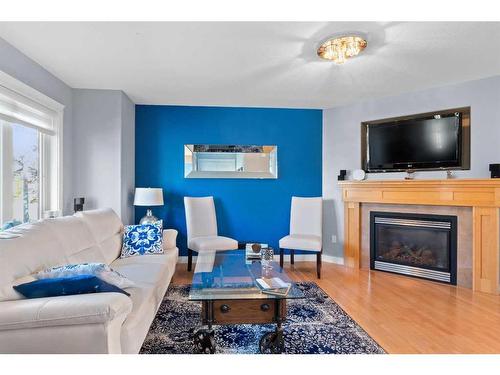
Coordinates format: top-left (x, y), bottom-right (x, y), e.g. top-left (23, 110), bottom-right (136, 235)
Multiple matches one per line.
top-left (194, 298), bottom-right (287, 354)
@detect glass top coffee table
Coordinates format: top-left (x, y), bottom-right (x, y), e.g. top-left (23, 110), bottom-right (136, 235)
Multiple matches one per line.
top-left (189, 249), bottom-right (305, 353)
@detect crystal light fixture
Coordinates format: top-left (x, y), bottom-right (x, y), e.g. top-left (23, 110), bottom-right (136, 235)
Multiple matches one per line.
top-left (317, 35), bottom-right (367, 64)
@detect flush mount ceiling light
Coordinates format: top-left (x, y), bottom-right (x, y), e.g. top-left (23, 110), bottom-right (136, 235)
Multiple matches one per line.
top-left (317, 35), bottom-right (367, 64)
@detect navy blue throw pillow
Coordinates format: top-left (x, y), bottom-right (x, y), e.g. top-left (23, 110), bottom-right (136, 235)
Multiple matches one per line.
top-left (13, 274), bottom-right (130, 299)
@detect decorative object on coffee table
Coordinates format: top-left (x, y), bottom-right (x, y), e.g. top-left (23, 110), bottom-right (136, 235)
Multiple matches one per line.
top-left (245, 243), bottom-right (264, 261)
top-left (134, 187), bottom-right (164, 224)
top-left (260, 247), bottom-right (274, 270)
top-left (252, 243), bottom-right (262, 253)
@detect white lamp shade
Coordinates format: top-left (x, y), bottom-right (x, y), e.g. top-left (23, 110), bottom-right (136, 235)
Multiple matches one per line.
top-left (134, 188), bottom-right (164, 206)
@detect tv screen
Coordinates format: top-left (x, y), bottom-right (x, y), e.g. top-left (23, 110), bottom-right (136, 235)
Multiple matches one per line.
top-left (365, 113), bottom-right (463, 172)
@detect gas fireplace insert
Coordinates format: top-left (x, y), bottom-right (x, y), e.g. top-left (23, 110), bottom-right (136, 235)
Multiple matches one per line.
top-left (370, 211), bottom-right (457, 284)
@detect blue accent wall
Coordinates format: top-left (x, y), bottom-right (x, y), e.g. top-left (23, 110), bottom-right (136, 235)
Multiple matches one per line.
top-left (135, 105), bottom-right (322, 256)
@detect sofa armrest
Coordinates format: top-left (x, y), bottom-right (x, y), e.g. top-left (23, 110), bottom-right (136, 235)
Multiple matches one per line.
top-left (0, 292), bottom-right (132, 331)
top-left (163, 229), bottom-right (178, 250)
top-left (0, 293), bottom-right (133, 353)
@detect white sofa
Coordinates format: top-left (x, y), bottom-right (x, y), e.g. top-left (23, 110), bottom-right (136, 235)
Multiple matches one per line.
top-left (0, 208), bottom-right (178, 354)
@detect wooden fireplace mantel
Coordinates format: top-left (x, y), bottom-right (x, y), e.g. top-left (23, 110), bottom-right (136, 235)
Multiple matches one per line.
top-left (339, 178), bottom-right (500, 294)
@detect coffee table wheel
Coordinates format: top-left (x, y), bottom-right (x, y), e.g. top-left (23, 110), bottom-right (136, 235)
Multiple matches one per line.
top-left (194, 329), bottom-right (216, 354)
top-left (259, 331), bottom-right (284, 354)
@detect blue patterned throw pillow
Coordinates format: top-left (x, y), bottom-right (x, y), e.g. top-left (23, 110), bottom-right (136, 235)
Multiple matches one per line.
top-left (36, 263), bottom-right (135, 289)
top-left (121, 220), bottom-right (163, 258)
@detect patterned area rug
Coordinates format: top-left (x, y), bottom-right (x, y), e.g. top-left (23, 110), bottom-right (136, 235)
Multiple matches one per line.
top-left (140, 282), bottom-right (385, 354)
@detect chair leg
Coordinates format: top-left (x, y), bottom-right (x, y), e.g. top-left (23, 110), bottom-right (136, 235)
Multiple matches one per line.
top-left (280, 248), bottom-right (284, 268)
top-left (316, 252), bottom-right (322, 279)
top-left (290, 250), bottom-right (295, 265)
top-left (187, 249), bottom-right (193, 272)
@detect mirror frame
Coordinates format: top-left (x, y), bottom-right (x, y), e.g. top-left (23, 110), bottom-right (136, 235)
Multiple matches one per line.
top-left (184, 144), bottom-right (278, 179)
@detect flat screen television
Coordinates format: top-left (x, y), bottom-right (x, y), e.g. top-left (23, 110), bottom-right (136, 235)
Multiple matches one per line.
top-left (362, 109), bottom-right (470, 172)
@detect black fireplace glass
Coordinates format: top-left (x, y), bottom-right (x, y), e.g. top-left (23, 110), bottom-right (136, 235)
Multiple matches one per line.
top-left (374, 225), bottom-right (450, 271)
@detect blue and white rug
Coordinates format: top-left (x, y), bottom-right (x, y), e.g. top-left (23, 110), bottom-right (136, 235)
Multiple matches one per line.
top-left (140, 282), bottom-right (385, 354)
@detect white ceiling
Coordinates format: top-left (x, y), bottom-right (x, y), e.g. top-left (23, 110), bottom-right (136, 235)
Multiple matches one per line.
top-left (1, 22), bottom-right (499, 109)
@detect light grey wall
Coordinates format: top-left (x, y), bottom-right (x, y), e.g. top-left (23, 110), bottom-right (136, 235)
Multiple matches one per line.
top-left (0, 37), bottom-right (74, 214)
top-left (72, 89), bottom-right (122, 217)
top-left (72, 89), bottom-right (135, 224)
top-left (323, 75), bottom-right (500, 258)
top-left (1, 38), bottom-right (136, 223)
top-left (120, 92), bottom-right (135, 225)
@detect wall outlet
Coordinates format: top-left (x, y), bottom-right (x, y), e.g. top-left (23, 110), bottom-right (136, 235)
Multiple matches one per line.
top-left (331, 235), bottom-right (337, 243)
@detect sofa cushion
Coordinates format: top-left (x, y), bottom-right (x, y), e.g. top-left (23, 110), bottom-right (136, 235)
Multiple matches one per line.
top-left (111, 252), bottom-right (176, 297)
top-left (0, 215), bottom-right (108, 302)
top-left (110, 248), bottom-right (178, 354)
top-left (75, 208), bottom-right (124, 264)
top-left (0, 292), bottom-right (132, 331)
top-left (188, 235), bottom-right (238, 252)
top-left (43, 216), bottom-right (106, 264)
top-left (278, 234), bottom-right (322, 252)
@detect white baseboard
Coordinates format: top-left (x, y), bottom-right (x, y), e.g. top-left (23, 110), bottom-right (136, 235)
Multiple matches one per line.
top-left (177, 254), bottom-right (344, 265)
top-left (321, 254), bottom-right (345, 265)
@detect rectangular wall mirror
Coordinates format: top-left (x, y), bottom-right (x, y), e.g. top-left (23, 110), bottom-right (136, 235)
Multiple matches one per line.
top-left (184, 144), bottom-right (278, 179)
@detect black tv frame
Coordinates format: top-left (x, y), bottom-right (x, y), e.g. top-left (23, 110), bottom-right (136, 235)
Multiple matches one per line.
top-left (361, 107), bottom-right (471, 173)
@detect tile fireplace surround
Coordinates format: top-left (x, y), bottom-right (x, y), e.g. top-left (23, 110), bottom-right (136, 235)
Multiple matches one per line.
top-left (339, 179), bottom-right (500, 295)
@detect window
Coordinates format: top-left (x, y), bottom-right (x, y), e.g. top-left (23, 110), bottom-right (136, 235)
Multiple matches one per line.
top-left (1, 121), bottom-right (40, 225)
top-left (0, 71), bottom-right (63, 229)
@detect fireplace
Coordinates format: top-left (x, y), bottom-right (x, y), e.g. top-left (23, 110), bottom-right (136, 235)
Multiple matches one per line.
top-left (370, 212), bottom-right (457, 284)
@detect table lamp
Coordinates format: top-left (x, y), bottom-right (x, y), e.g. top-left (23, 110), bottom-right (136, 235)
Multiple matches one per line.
top-left (134, 188), bottom-right (164, 224)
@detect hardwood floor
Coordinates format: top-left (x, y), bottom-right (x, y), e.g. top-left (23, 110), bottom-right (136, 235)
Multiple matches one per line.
top-left (172, 262), bottom-right (500, 354)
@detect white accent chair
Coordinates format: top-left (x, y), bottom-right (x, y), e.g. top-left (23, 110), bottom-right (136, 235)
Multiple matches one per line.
top-left (279, 196), bottom-right (323, 278)
top-left (184, 196), bottom-right (238, 271)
